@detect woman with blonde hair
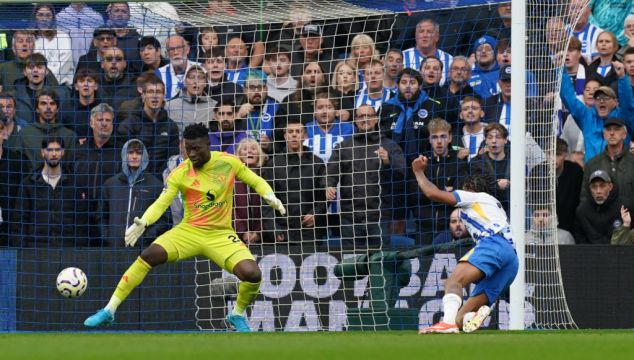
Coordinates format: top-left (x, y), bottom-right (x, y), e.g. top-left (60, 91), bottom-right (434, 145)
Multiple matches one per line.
top-left (234, 138), bottom-right (268, 243)
top-left (346, 33), bottom-right (379, 84)
top-left (587, 31), bottom-right (621, 87)
top-left (330, 61), bottom-right (359, 121)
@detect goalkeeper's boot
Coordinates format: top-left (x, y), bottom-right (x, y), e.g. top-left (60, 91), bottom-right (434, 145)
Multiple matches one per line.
top-left (226, 312), bottom-right (250, 332)
top-left (418, 321), bottom-right (459, 334)
top-left (462, 305), bottom-right (492, 333)
top-left (84, 309), bottom-right (114, 328)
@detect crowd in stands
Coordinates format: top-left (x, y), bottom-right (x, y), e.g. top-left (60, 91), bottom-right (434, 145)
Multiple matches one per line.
top-left (1, 1), bottom-right (634, 249)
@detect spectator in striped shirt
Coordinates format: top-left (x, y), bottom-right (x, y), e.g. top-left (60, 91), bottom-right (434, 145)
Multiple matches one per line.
top-left (155, 35), bottom-right (201, 100)
top-left (354, 59), bottom-right (393, 113)
top-left (458, 96), bottom-right (487, 161)
top-left (570, 0), bottom-right (604, 62)
top-left (304, 92), bottom-right (354, 163)
top-left (402, 18), bottom-right (453, 86)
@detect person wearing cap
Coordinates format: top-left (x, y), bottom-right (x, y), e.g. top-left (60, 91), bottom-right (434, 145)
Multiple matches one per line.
top-left (483, 64), bottom-right (511, 129)
top-left (402, 18), bottom-right (453, 86)
top-left (77, 26), bottom-right (118, 75)
top-left (139, 36), bottom-right (168, 74)
top-left (55, 2), bottom-right (105, 67)
top-left (291, 23), bottom-right (333, 78)
top-left (581, 117), bottom-right (634, 207)
top-left (265, 44), bottom-right (297, 103)
top-left (560, 59), bottom-right (634, 161)
top-left (468, 35), bottom-right (500, 99)
top-left (236, 70), bottom-right (282, 153)
top-left (574, 169), bottom-right (625, 244)
top-left (156, 35), bottom-right (201, 100)
top-left (166, 65), bottom-right (215, 136)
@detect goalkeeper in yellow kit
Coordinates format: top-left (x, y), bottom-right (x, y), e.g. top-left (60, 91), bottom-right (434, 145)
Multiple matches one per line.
top-left (84, 123), bottom-right (286, 332)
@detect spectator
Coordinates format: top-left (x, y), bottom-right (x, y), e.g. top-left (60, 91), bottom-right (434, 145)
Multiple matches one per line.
top-left (65, 68), bottom-right (102, 139)
top-left (471, 123), bottom-right (510, 214)
top-left (411, 118), bottom-right (468, 245)
top-left (166, 65), bottom-right (215, 136)
top-left (402, 18), bottom-right (453, 86)
top-left (194, 26), bottom-right (219, 62)
top-left (560, 78), bottom-right (602, 161)
top-left (432, 208), bottom-right (470, 246)
top-left (162, 138), bottom-right (187, 226)
top-left (74, 103), bottom-right (121, 242)
top-left (563, 37), bottom-right (588, 100)
top-left (209, 101), bottom-right (247, 154)
top-left (96, 47), bottom-right (136, 109)
top-left (0, 121), bottom-right (29, 245)
top-left (12, 89), bottom-right (76, 173)
top-left (12, 53), bottom-right (70, 124)
top-left (468, 35), bottom-right (500, 99)
top-left (0, 30), bottom-right (54, 93)
top-left (117, 71), bottom-right (161, 118)
top-left (138, 36), bottom-right (168, 74)
top-left (459, 96), bottom-right (487, 161)
top-left (0, 92), bottom-right (27, 144)
top-left (560, 60), bottom-right (633, 161)
top-left (525, 205), bottom-right (575, 245)
top-left (574, 169), bottom-right (624, 244)
top-left (494, 39), bottom-right (539, 97)
top-left (234, 138), bottom-right (267, 243)
top-left (354, 59), bottom-right (393, 112)
top-left (570, 0), bottom-right (603, 62)
top-left (383, 48), bottom-right (404, 92)
top-left (55, 2), bottom-right (105, 67)
top-left (291, 23), bottom-right (333, 78)
top-left (157, 35), bottom-right (201, 100)
top-left (106, 2), bottom-right (142, 72)
top-left (304, 92), bottom-right (354, 162)
top-left (586, 31), bottom-right (621, 88)
top-left (33, 4), bottom-right (74, 87)
top-left (203, 47), bottom-right (245, 105)
top-left (236, 71), bottom-right (282, 153)
top-left (346, 34), bottom-right (380, 85)
top-left (379, 68), bottom-right (433, 163)
top-left (581, 117), bottom-right (634, 207)
top-left (261, 120), bottom-right (328, 243)
top-left (611, 205), bottom-right (634, 244)
top-left (529, 138), bottom-right (583, 234)
top-left (117, 76), bottom-right (180, 178)
top-left (420, 56), bottom-right (459, 124)
top-left (12, 137), bottom-right (90, 247)
top-left (484, 64), bottom-right (512, 131)
top-left (127, 2), bottom-right (182, 49)
top-left (326, 105), bottom-right (405, 249)
top-left (622, 46), bottom-right (634, 92)
top-left (443, 56), bottom-right (476, 104)
top-left (100, 139), bottom-right (167, 247)
top-left (618, 14), bottom-right (634, 57)
top-left (224, 36), bottom-right (251, 86)
top-left (76, 26), bottom-right (118, 74)
top-left (265, 44), bottom-right (297, 103)
top-left (330, 61), bottom-right (359, 121)
top-left (545, 17), bottom-right (568, 59)
top-left (280, 61), bottom-right (328, 125)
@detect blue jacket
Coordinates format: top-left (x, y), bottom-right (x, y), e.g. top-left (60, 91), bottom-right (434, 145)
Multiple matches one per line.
top-left (469, 62), bottom-right (500, 99)
top-left (560, 69), bottom-right (634, 161)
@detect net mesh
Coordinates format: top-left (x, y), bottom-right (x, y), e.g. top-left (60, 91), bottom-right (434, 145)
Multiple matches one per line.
top-left (0, 0), bottom-right (578, 331)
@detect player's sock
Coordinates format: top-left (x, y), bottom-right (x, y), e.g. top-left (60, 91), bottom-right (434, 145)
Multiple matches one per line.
top-left (109, 257), bottom-right (152, 312)
top-left (441, 293), bottom-right (463, 325)
top-left (233, 280), bottom-right (261, 316)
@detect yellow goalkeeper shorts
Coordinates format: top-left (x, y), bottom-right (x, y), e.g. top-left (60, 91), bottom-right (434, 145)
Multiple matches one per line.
top-left (153, 222), bottom-right (254, 273)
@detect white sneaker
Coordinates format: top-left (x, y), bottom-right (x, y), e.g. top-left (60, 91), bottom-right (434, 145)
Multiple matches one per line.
top-left (462, 305), bottom-right (491, 333)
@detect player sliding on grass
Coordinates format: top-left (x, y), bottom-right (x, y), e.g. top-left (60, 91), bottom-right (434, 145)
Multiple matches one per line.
top-left (412, 155), bottom-right (518, 333)
top-left (84, 123), bottom-right (286, 332)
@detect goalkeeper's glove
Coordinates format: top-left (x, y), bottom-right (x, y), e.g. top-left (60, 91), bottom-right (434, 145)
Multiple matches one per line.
top-left (124, 217), bottom-right (147, 247)
top-left (263, 192), bottom-right (286, 215)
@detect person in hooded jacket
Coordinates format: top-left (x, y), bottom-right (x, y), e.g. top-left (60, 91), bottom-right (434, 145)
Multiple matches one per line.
top-left (100, 139), bottom-right (168, 247)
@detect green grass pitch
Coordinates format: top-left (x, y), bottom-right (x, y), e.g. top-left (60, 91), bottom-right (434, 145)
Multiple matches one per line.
top-left (2, 330), bottom-right (634, 359)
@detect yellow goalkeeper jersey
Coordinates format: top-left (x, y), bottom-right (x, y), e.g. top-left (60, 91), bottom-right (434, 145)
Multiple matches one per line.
top-left (141, 151), bottom-right (273, 231)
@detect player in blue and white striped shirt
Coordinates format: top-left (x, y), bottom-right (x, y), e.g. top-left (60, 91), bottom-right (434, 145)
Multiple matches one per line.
top-left (413, 155), bottom-right (518, 334)
top-left (402, 18), bottom-right (453, 86)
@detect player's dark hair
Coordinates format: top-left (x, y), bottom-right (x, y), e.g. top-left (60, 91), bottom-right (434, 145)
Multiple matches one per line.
top-left (462, 172), bottom-right (494, 195)
top-left (183, 123), bottom-right (210, 140)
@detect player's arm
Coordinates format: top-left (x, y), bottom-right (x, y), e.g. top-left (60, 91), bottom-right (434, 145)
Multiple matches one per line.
top-left (412, 155), bottom-right (457, 206)
top-left (234, 158), bottom-right (286, 215)
top-left (124, 171), bottom-right (180, 247)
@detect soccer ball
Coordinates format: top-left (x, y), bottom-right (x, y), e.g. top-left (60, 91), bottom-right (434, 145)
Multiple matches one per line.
top-left (56, 267), bottom-right (88, 298)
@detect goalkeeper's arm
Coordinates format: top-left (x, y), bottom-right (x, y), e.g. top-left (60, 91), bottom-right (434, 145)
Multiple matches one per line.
top-left (236, 162), bottom-right (286, 215)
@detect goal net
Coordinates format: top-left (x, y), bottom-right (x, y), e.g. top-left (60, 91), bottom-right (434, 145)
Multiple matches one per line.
top-left (0, 0), bottom-right (577, 331)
